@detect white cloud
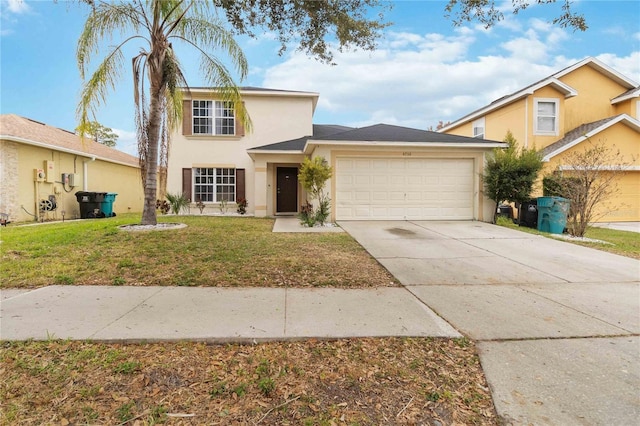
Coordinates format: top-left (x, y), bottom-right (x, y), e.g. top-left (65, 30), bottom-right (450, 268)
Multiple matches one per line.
top-left (595, 52), bottom-right (640, 83)
top-left (261, 30), bottom-right (566, 129)
top-left (259, 12), bottom-right (638, 132)
top-left (4, 0), bottom-right (30, 14)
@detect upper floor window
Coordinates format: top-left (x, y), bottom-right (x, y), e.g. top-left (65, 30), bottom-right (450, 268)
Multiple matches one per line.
top-left (534, 99), bottom-right (559, 135)
top-left (193, 100), bottom-right (235, 135)
top-left (473, 118), bottom-right (485, 139)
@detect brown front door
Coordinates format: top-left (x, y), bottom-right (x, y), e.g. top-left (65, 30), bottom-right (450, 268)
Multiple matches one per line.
top-left (276, 167), bottom-right (298, 213)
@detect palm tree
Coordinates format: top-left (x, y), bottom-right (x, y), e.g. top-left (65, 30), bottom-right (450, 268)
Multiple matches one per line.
top-left (77, 0), bottom-right (250, 225)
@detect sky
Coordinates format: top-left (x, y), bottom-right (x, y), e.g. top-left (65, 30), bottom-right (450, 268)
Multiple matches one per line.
top-left (1, 0), bottom-right (639, 156)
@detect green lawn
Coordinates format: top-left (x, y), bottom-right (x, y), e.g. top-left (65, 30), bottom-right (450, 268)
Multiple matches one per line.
top-left (0, 214), bottom-right (397, 288)
top-left (496, 217), bottom-right (640, 259)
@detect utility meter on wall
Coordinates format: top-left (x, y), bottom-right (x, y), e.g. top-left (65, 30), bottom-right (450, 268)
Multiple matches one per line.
top-left (34, 169), bottom-right (46, 182)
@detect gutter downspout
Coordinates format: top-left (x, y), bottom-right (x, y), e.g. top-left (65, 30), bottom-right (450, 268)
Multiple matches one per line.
top-left (83, 157), bottom-right (95, 190)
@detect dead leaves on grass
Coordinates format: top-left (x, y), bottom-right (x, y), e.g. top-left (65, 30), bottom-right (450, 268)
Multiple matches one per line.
top-left (1, 338), bottom-right (496, 425)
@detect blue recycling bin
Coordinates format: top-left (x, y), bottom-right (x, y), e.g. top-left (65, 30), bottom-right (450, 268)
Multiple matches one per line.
top-left (100, 193), bottom-right (118, 217)
top-left (537, 196), bottom-right (570, 234)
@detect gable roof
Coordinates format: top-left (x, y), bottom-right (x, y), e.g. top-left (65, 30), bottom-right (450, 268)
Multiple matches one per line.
top-left (0, 114), bottom-right (139, 167)
top-left (439, 57), bottom-right (639, 133)
top-left (249, 123), bottom-right (505, 154)
top-left (541, 114), bottom-right (640, 161)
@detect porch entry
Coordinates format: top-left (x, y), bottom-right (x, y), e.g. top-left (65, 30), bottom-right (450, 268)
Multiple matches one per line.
top-left (276, 167), bottom-right (299, 213)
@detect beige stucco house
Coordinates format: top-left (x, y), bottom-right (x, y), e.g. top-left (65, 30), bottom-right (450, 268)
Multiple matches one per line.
top-left (440, 57), bottom-right (640, 222)
top-left (167, 87), bottom-right (506, 222)
top-left (0, 114), bottom-right (144, 223)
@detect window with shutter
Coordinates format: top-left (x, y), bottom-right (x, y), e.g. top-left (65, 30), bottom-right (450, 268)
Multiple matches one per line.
top-left (191, 167), bottom-right (236, 202)
top-left (191, 100), bottom-right (236, 135)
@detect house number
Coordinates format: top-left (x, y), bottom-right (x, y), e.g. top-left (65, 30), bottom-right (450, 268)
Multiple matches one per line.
top-left (402, 152), bottom-right (412, 156)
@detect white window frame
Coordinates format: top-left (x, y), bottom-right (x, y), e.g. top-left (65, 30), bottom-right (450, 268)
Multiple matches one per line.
top-left (534, 98), bottom-right (559, 136)
top-left (192, 100), bottom-right (235, 135)
top-left (472, 117), bottom-right (485, 139)
top-left (193, 167), bottom-right (236, 203)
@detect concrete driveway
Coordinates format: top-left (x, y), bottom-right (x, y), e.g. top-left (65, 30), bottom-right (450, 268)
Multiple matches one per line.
top-left (339, 220), bottom-right (640, 426)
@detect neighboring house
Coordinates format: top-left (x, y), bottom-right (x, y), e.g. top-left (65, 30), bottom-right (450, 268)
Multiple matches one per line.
top-left (0, 114), bottom-right (144, 223)
top-left (168, 87), bottom-right (505, 222)
top-left (440, 57), bottom-right (640, 222)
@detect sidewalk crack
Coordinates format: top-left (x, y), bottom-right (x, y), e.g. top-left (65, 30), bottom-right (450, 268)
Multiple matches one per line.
top-left (88, 287), bottom-right (167, 339)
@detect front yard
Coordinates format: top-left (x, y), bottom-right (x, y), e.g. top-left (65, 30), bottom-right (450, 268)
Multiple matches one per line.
top-left (1, 215), bottom-right (497, 425)
top-left (0, 215), bottom-right (397, 288)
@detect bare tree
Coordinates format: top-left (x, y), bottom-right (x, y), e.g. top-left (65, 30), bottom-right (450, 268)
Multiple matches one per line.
top-left (544, 139), bottom-right (634, 237)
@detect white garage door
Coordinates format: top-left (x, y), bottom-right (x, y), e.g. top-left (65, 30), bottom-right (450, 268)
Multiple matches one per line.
top-left (336, 157), bottom-right (475, 220)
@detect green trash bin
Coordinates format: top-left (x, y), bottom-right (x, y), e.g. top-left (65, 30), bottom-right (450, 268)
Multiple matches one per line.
top-left (537, 196), bottom-right (570, 234)
top-left (100, 193), bottom-right (118, 217)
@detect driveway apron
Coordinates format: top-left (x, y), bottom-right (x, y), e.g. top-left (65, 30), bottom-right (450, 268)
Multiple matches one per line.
top-left (339, 220), bottom-right (640, 426)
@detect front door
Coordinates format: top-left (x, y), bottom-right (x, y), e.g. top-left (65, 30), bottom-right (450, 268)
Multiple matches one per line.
top-left (276, 167), bottom-right (298, 213)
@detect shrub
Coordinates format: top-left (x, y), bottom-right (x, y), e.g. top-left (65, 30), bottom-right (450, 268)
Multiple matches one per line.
top-left (299, 201), bottom-right (316, 227)
top-left (165, 192), bottom-right (190, 215)
top-left (156, 199), bottom-right (170, 214)
top-left (298, 157), bottom-right (332, 226)
top-left (236, 198), bottom-right (248, 215)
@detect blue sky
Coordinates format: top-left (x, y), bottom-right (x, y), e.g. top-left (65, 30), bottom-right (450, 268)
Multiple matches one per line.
top-left (1, 0), bottom-right (639, 156)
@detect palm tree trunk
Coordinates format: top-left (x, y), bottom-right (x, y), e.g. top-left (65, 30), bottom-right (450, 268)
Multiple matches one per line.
top-left (141, 83), bottom-right (163, 225)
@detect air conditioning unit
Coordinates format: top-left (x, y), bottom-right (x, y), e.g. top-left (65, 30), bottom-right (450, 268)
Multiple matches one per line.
top-left (34, 168), bottom-right (46, 182)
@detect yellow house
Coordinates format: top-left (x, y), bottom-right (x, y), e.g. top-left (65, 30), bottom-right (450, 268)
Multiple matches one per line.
top-left (440, 57), bottom-right (640, 222)
top-left (0, 114), bottom-right (144, 223)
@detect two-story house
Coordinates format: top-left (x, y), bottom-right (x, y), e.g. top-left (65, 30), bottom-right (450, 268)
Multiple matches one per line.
top-left (440, 57), bottom-right (640, 222)
top-left (167, 87), bottom-right (506, 222)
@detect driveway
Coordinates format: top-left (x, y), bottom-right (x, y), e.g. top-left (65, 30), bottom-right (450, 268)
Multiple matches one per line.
top-left (339, 220), bottom-right (640, 425)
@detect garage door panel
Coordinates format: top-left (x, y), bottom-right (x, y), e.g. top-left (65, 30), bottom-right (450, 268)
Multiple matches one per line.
top-left (372, 175), bottom-right (388, 185)
top-left (337, 157), bottom-right (475, 221)
top-left (390, 175), bottom-right (406, 185)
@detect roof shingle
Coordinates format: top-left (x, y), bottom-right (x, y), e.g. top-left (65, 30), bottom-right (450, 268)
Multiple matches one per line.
top-left (0, 114), bottom-right (139, 167)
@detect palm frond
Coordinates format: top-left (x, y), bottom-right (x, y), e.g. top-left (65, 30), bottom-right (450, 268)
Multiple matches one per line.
top-left (77, 48), bottom-right (126, 136)
top-left (172, 16), bottom-right (248, 80)
top-left (171, 35), bottom-right (251, 132)
top-left (77, 2), bottom-right (146, 78)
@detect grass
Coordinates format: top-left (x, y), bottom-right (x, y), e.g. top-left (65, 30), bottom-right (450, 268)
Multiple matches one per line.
top-left (496, 216), bottom-right (640, 259)
top-left (0, 214), bottom-right (397, 288)
top-left (0, 339), bottom-right (497, 425)
top-left (0, 213), bottom-right (500, 424)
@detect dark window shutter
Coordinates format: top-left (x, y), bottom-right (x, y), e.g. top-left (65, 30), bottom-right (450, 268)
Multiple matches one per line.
top-left (235, 102), bottom-right (245, 137)
top-left (182, 168), bottom-right (192, 201)
top-left (182, 100), bottom-right (192, 136)
top-left (236, 168), bottom-right (245, 201)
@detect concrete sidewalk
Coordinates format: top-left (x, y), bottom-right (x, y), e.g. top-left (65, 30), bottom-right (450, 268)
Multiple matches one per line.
top-left (0, 286), bottom-right (459, 342)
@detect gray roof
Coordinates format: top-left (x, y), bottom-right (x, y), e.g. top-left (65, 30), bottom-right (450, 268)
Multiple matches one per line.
top-left (312, 123), bottom-right (495, 143)
top-left (251, 123), bottom-right (500, 152)
top-left (540, 115), bottom-right (621, 158)
top-left (250, 124), bottom-right (354, 151)
top-left (183, 86), bottom-right (316, 94)
top-left (312, 124), bottom-right (353, 138)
